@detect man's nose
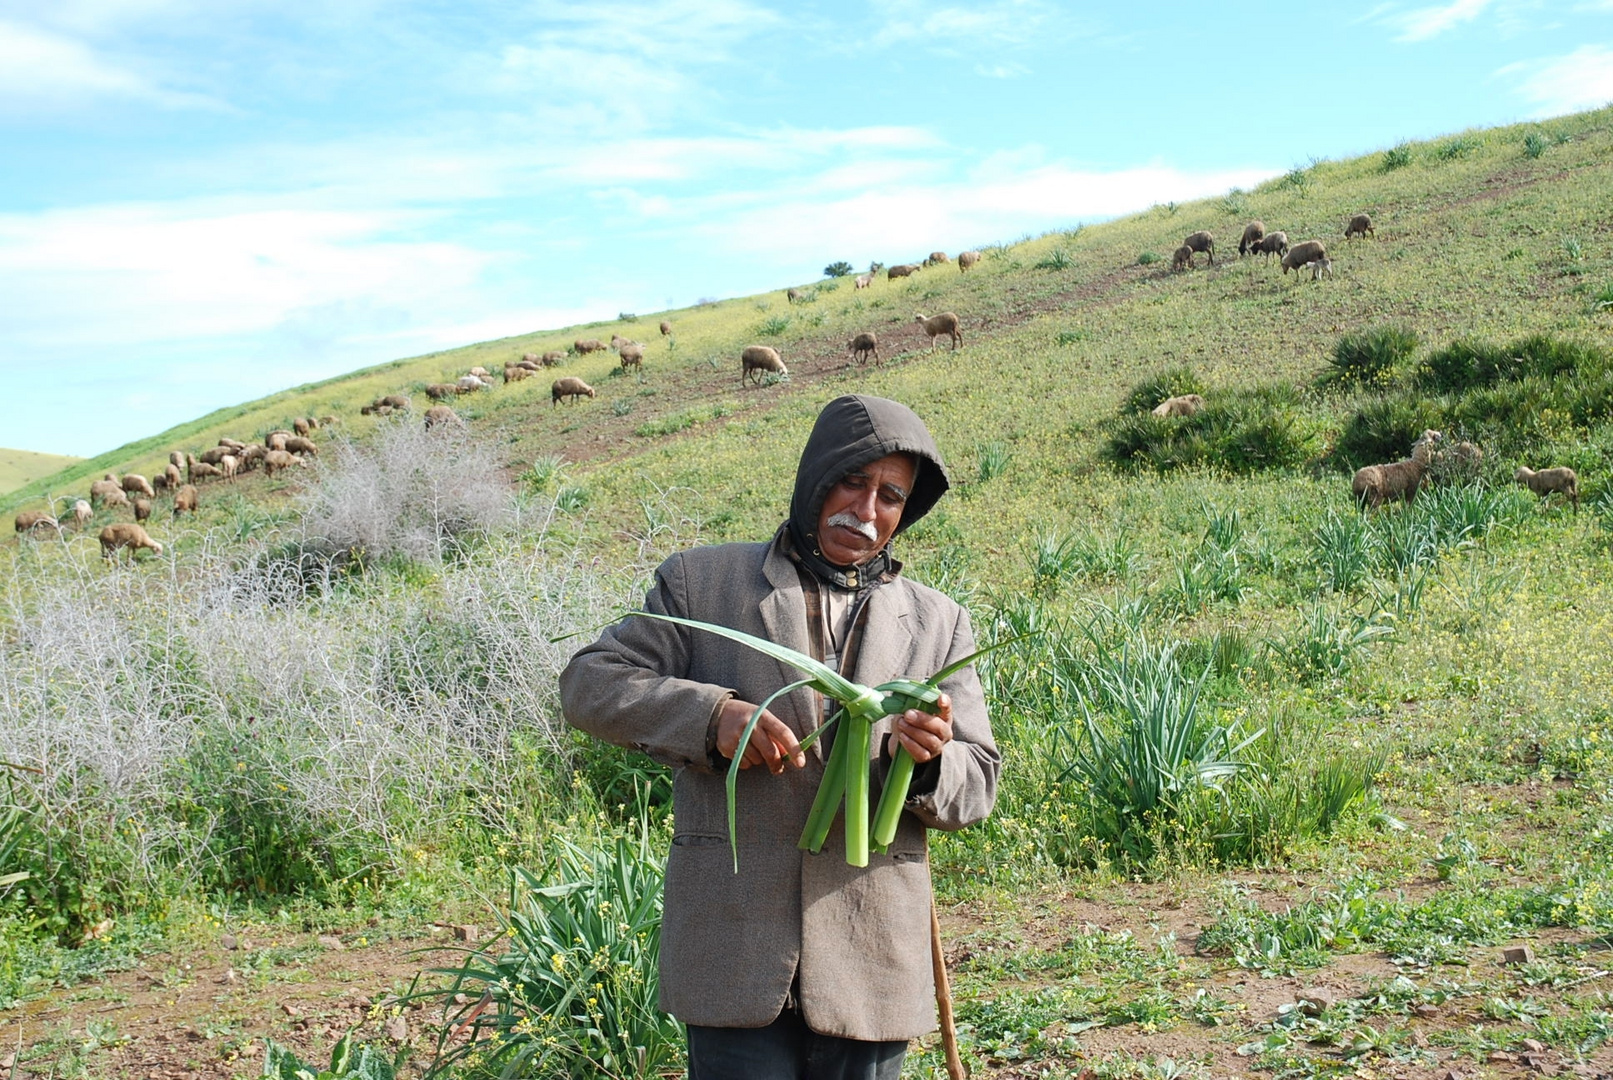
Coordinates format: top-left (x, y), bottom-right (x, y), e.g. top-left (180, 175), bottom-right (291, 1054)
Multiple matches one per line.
top-left (851, 488), bottom-right (879, 520)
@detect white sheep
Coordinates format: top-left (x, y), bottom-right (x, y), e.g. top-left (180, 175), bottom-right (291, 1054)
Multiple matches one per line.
top-left (741, 346), bottom-right (787, 387)
top-left (100, 522), bottom-right (163, 561)
top-left (913, 312), bottom-right (962, 351)
top-left (854, 273), bottom-right (873, 289)
top-left (1515, 465), bottom-right (1580, 513)
top-left (957, 250), bottom-right (981, 272)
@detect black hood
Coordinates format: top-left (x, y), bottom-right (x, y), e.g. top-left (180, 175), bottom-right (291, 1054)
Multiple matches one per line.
top-left (786, 395), bottom-right (949, 584)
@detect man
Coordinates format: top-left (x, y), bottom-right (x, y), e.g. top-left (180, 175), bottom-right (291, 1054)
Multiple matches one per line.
top-left (560, 394), bottom-right (999, 1079)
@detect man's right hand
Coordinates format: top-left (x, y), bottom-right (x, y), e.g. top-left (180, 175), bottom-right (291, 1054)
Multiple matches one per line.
top-left (716, 698), bottom-right (806, 774)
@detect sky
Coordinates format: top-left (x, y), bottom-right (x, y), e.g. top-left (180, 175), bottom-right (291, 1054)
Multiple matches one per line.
top-left (3, 0), bottom-right (1611, 457)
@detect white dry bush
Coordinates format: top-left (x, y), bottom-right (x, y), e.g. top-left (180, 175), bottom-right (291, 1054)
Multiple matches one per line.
top-left (0, 502), bottom-right (634, 892)
top-left (300, 418), bottom-right (512, 563)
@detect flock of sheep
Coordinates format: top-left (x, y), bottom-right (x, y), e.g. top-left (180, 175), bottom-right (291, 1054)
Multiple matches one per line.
top-left (1168, 213), bottom-right (1378, 279)
top-left (12, 415), bottom-right (332, 561)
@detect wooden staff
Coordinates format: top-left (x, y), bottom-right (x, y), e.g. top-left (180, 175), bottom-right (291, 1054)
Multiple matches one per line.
top-left (930, 897), bottom-right (967, 1080)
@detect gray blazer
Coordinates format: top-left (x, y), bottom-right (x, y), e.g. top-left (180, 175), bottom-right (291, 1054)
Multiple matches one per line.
top-left (559, 538), bottom-right (999, 1041)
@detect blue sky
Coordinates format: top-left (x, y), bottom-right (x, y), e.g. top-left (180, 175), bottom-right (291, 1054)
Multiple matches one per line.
top-left (3, 0), bottom-right (1611, 456)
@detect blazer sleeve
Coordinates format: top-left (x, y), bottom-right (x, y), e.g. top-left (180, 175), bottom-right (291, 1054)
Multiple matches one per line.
top-left (901, 603), bottom-right (999, 832)
top-left (558, 551), bottom-right (735, 773)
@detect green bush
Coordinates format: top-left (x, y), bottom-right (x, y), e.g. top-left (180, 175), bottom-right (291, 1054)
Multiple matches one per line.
top-left (1523, 131), bottom-right (1549, 159)
top-left (1332, 392), bottom-right (1445, 468)
top-left (1319, 326), bottom-right (1418, 390)
top-left (1137, 251), bottom-right (1161, 266)
top-left (1105, 384), bottom-right (1314, 474)
top-left (1415, 339), bottom-right (1514, 393)
top-left (1382, 143), bottom-right (1413, 171)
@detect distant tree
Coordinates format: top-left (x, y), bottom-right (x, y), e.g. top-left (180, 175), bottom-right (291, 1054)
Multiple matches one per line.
top-left (868, 260), bottom-right (884, 275)
top-left (823, 261), bottom-right (854, 278)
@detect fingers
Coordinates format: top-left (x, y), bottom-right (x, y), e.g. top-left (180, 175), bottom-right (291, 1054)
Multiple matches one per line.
top-left (894, 693), bottom-right (952, 764)
top-left (718, 701), bottom-right (805, 774)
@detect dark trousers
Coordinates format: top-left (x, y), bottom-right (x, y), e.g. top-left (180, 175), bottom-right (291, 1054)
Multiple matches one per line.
top-left (687, 1008), bottom-right (907, 1080)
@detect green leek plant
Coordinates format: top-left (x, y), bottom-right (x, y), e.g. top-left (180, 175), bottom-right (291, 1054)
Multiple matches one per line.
top-left (624, 612), bottom-right (1018, 870)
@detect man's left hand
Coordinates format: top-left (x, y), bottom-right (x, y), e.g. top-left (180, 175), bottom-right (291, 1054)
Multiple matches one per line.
top-left (889, 692), bottom-right (952, 763)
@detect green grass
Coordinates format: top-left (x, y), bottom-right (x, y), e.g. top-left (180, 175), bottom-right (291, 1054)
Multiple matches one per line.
top-left (0, 448), bottom-right (82, 497)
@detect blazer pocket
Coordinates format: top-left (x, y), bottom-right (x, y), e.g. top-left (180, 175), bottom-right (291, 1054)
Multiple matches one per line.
top-left (890, 850), bottom-right (927, 864)
top-left (672, 834), bottom-right (727, 847)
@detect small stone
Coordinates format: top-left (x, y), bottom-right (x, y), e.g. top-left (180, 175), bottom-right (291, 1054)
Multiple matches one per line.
top-left (281, 1003), bottom-right (301, 1018)
top-left (1413, 1031), bottom-right (1429, 1049)
top-left (239, 1042), bottom-right (260, 1058)
top-left (1522, 1040), bottom-right (1547, 1053)
top-left (453, 925), bottom-right (481, 943)
top-left (385, 1015), bottom-right (409, 1042)
top-left (1297, 990), bottom-right (1333, 1016)
top-left (1414, 1004), bottom-right (1440, 1018)
top-left (317, 935), bottom-right (345, 951)
top-left (221, 968), bottom-right (237, 984)
top-left (453, 993), bottom-right (471, 1005)
top-left (1521, 1054), bottom-right (1547, 1071)
top-left (1490, 1052), bottom-right (1516, 1064)
top-left (0, 1053), bottom-right (13, 1070)
top-left (1503, 945), bottom-right (1536, 965)
top-left (1443, 1071), bottom-right (1464, 1080)
top-left (220, 933), bottom-right (239, 951)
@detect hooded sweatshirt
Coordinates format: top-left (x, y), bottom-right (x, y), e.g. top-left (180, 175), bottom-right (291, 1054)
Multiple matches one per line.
top-left (785, 394), bottom-right (950, 589)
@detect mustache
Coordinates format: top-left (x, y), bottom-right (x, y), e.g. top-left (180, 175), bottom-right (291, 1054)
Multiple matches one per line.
top-left (825, 511), bottom-right (879, 541)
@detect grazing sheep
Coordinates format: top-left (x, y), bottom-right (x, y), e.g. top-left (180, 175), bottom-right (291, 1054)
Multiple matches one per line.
top-left (163, 462), bottom-right (182, 490)
top-left (1353, 430), bottom-right (1441, 509)
top-left (133, 497), bottom-right (152, 522)
top-left (924, 251), bottom-right (950, 267)
top-left (293, 417), bottom-right (311, 436)
top-left (1238, 221), bottom-right (1266, 257)
top-left (456, 374), bottom-right (491, 393)
top-left (70, 500), bottom-right (92, 529)
top-left (189, 461), bottom-right (223, 482)
top-left (574, 338), bottom-right (607, 355)
top-left (619, 343), bottom-right (645, 371)
top-left (1172, 245), bottom-right (1195, 271)
top-left (1152, 394), bottom-right (1205, 418)
top-left (1346, 214), bottom-right (1374, 241)
top-left (360, 402), bottom-right (380, 415)
top-left (1430, 440), bottom-right (1484, 484)
top-left (854, 273), bottom-right (874, 289)
top-left (1183, 231), bottom-right (1216, 264)
top-left (913, 311), bottom-right (962, 351)
top-left (1253, 231), bottom-right (1290, 260)
top-left (318, 415), bottom-right (337, 428)
top-left (1308, 258), bottom-right (1333, 280)
top-left (516, 359), bottom-right (542, 372)
top-left (1282, 240), bottom-right (1327, 275)
top-left (153, 473), bottom-right (169, 493)
top-left (468, 366), bottom-right (491, 380)
top-left (660, 320), bottom-right (672, 336)
top-left (90, 479), bottom-right (129, 508)
top-left (521, 352), bottom-right (542, 365)
top-left (541, 351), bottom-right (565, 366)
top-left (217, 437), bottom-right (246, 452)
top-left (1515, 465), bottom-right (1580, 513)
top-left (786, 288), bottom-right (805, 304)
top-left (424, 405), bottom-right (462, 429)
top-left (218, 454), bottom-right (238, 481)
top-left (122, 474), bottom-right (156, 498)
top-left (263, 449), bottom-right (303, 476)
top-left (957, 250), bottom-right (981, 272)
top-left (504, 364), bottom-right (534, 383)
top-left (887, 263), bottom-right (920, 280)
top-left (282, 436), bottom-right (318, 456)
top-left (848, 332), bottom-right (879, 365)
top-left (741, 346), bottom-right (787, 387)
top-left (425, 383), bottom-right (459, 401)
top-left (609, 334), bottom-right (625, 350)
top-left (198, 446), bottom-right (232, 466)
top-left (238, 444), bottom-right (266, 470)
top-left (14, 510), bottom-right (57, 534)
top-left (552, 376), bottom-right (597, 406)
top-left (99, 522), bottom-right (162, 561)
top-left (264, 431), bottom-right (292, 452)
top-left (169, 450), bottom-right (186, 471)
top-left (172, 484), bottom-right (198, 518)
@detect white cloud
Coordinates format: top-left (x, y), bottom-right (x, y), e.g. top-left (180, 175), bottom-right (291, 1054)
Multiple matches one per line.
top-left (869, 0), bottom-right (1056, 47)
top-left (1382, 0), bottom-right (1494, 40)
top-left (0, 17), bottom-right (219, 111)
top-left (1502, 44), bottom-right (1613, 115)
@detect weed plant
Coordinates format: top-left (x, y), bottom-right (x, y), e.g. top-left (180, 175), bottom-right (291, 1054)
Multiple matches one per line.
top-left (1319, 327), bottom-right (1418, 391)
top-left (1382, 143), bottom-right (1413, 170)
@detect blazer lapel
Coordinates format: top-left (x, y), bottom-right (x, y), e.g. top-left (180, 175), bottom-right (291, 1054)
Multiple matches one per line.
top-left (850, 577), bottom-right (915, 687)
top-left (758, 543), bottom-right (818, 746)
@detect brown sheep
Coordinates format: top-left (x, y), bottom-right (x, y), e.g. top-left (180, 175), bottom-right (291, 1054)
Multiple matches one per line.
top-left (424, 383), bottom-right (459, 401)
top-left (282, 436), bottom-right (318, 456)
top-left (551, 376), bottom-right (597, 406)
top-left (263, 450), bottom-right (303, 476)
top-left (100, 522), bottom-right (162, 561)
top-left (218, 454), bottom-right (238, 481)
top-left (1152, 394), bottom-right (1205, 418)
top-left (887, 263), bottom-right (920, 280)
top-left (1238, 221), bottom-right (1266, 257)
top-left (467, 367), bottom-right (490, 380)
top-left (957, 250), bottom-right (981, 272)
top-left (169, 450), bottom-right (186, 471)
top-left (217, 437), bottom-right (246, 452)
top-left (924, 251), bottom-right (950, 266)
top-left (264, 431), bottom-right (292, 451)
top-left (153, 473), bottom-right (169, 493)
top-left (1345, 214), bottom-right (1374, 241)
top-left (1282, 240), bottom-right (1327, 275)
top-left (913, 312), bottom-right (962, 351)
top-left (786, 288), bottom-right (805, 304)
top-left (741, 346), bottom-right (787, 387)
top-left (293, 417), bottom-right (311, 436)
top-left (516, 359), bottom-right (542, 372)
top-left (1353, 431), bottom-right (1440, 509)
top-left (542, 351), bottom-right (565, 366)
top-left (133, 497), bottom-right (152, 522)
top-left (189, 460), bottom-right (223, 482)
top-left (1183, 231), bottom-right (1215, 264)
top-left (198, 446), bottom-right (232, 466)
top-left (70, 500), bottom-right (92, 529)
top-left (1171, 245), bottom-right (1195, 271)
top-left (122, 473), bottom-right (156, 498)
top-left (1515, 465), bottom-right (1579, 513)
top-left (90, 479), bottom-right (129, 508)
top-left (172, 484), bottom-right (198, 518)
top-left (164, 462), bottom-right (182, 490)
top-left (236, 445), bottom-right (265, 471)
top-left (521, 352), bottom-right (541, 365)
top-left (619, 343), bottom-right (645, 371)
top-left (424, 405), bottom-right (463, 429)
top-left (504, 364), bottom-right (534, 383)
top-left (848, 332), bottom-right (879, 365)
top-left (1253, 232), bottom-right (1289, 260)
top-left (660, 320), bottom-right (672, 336)
top-left (14, 510), bottom-right (57, 534)
top-left (574, 338), bottom-right (607, 355)
top-left (318, 415), bottom-right (337, 428)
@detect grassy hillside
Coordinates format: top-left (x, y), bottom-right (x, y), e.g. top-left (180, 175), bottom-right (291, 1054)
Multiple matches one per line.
top-left (6, 108), bottom-right (1613, 1080)
top-left (0, 447), bottom-right (81, 497)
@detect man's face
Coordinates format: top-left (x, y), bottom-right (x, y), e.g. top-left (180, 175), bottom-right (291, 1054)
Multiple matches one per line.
top-left (815, 452), bottom-right (916, 568)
